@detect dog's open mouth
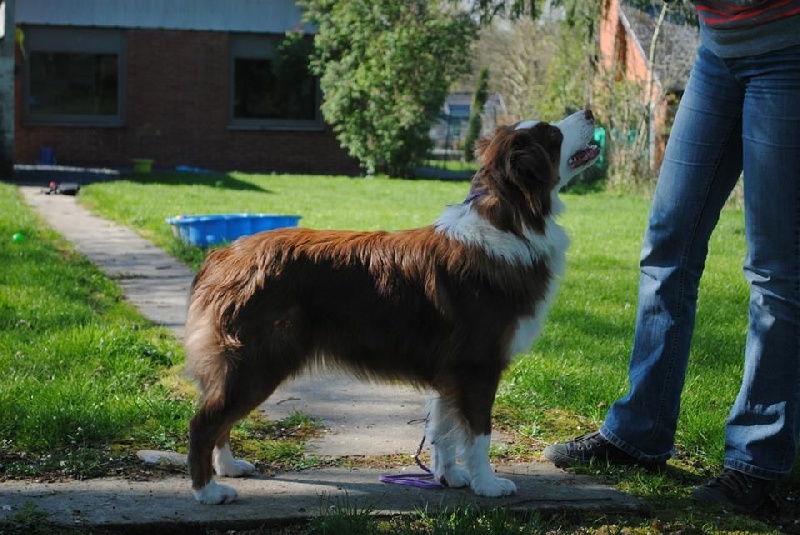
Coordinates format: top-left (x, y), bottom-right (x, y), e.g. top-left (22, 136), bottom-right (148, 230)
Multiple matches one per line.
top-left (567, 145), bottom-right (601, 170)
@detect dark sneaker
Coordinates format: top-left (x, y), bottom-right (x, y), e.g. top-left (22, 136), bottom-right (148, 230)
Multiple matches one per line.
top-left (543, 430), bottom-right (666, 472)
top-left (692, 469), bottom-right (775, 513)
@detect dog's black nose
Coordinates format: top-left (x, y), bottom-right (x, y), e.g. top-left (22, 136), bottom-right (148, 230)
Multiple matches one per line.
top-left (584, 109), bottom-right (594, 121)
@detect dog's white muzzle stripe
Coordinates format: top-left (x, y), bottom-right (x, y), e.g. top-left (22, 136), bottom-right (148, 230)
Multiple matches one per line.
top-left (515, 120), bottom-right (539, 130)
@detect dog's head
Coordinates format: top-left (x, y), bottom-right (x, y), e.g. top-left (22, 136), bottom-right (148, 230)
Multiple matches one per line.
top-left (469, 110), bottom-right (600, 235)
top-left (514, 109), bottom-right (601, 190)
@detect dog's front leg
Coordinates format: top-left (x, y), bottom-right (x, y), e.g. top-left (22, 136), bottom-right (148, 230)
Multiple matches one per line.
top-left (427, 394), bottom-right (470, 488)
top-left (456, 373), bottom-right (517, 497)
top-left (463, 432), bottom-right (516, 497)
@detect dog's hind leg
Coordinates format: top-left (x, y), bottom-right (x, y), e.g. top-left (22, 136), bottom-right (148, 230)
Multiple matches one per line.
top-left (427, 392), bottom-right (470, 488)
top-left (189, 362), bottom-right (295, 505)
top-left (189, 402), bottom-right (240, 505)
top-left (454, 369), bottom-right (517, 497)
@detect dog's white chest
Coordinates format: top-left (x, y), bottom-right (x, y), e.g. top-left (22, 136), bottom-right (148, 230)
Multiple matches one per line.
top-left (508, 225), bottom-right (568, 359)
top-left (435, 204), bottom-right (570, 360)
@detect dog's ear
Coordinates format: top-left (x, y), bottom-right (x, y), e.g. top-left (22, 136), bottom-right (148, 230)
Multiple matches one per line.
top-left (503, 129), bottom-right (557, 219)
top-left (506, 132), bottom-right (555, 180)
top-left (471, 126), bottom-right (558, 235)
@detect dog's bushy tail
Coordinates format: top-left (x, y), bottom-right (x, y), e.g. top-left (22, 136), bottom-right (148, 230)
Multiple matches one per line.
top-left (184, 248), bottom-right (252, 409)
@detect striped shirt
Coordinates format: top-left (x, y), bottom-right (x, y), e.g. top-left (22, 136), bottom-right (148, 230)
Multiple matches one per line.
top-left (691, 0), bottom-right (800, 57)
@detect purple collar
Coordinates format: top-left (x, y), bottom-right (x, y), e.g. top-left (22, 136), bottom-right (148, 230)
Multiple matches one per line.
top-left (463, 185), bottom-right (487, 204)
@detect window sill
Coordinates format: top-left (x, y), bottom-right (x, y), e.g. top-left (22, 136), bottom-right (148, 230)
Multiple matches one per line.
top-left (22, 118), bottom-right (125, 128)
top-left (228, 121), bottom-right (324, 132)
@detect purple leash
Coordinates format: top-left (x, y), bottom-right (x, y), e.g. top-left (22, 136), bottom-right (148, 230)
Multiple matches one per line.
top-left (379, 417), bottom-right (443, 489)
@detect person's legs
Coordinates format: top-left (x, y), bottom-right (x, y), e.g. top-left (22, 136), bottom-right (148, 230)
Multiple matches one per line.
top-left (723, 43), bottom-right (800, 480)
top-left (688, 44), bottom-right (800, 513)
top-left (600, 46), bottom-right (746, 462)
top-left (544, 41), bottom-right (800, 516)
top-left (545, 45), bottom-right (745, 468)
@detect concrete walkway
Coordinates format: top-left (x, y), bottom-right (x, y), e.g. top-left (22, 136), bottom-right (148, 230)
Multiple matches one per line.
top-left (1, 185), bottom-right (647, 531)
top-left (1, 464), bottom-right (644, 532)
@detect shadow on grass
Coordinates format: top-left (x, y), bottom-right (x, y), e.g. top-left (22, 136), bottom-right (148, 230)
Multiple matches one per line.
top-left (10, 166), bottom-right (272, 194)
top-left (122, 171), bottom-right (272, 193)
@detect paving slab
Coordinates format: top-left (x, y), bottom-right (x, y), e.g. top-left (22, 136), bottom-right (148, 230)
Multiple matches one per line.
top-left (0, 462), bottom-right (646, 532)
top-left (260, 373), bottom-right (429, 457)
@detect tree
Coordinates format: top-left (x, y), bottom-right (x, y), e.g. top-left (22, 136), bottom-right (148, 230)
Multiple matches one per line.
top-left (466, 0), bottom-right (549, 21)
top-left (461, 18), bottom-right (554, 121)
top-left (465, 0), bottom-right (696, 23)
top-left (624, 0), bottom-right (697, 24)
top-left (464, 66), bottom-right (490, 162)
top-left (302, 0), bottom-right (477, 177)
top-left (463, 1), bottom-right (598, 123)
top-left (539, 1), bottom-right (600, 119)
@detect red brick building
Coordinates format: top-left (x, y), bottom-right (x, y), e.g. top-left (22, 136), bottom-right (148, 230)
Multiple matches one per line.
top-left (9, 0), bottom-right (359, 175)
top-left (598, 0), bottom-right (698, 169)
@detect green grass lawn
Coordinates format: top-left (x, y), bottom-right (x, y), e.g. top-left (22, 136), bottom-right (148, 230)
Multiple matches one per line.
top-left (3, 172), bottom-right (795, 533)
top-left (0, 183), bottom-right (192, 475)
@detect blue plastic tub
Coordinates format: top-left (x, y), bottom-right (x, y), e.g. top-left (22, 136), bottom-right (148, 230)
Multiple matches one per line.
top-left (225, 213), bottom-right (253, 238)
top-left (166, 213), bottom-right (301, 247)
top-left (250, 215), bottom-right (303, 233)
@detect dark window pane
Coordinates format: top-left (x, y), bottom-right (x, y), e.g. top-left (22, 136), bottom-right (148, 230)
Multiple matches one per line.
top-left (233, 54), bottom-right (316, 122)
top-left (234, 58), bottom-right (273, 119)
top-left (29, 52), bottom-right (119, 117)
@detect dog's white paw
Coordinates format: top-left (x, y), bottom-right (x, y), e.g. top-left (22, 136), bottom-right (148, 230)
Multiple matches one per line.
top-left (435, 465), bottom-right (470, 488)
top-left (193, 480), bottom-right (238, 505)
top-left (470, 475), bottom-right (517, 497)
top-left (213, 444), bottom-right (256, 477)
top-left (215, 458), bottom-right (255, 477)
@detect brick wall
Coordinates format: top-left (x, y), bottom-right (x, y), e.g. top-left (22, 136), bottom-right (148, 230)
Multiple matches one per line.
top-left (597, 0), bottom-right (669, 170)
top-left (598, 0), bottom-right (618, 75)
top-left (599, 0), bottom-right (653, 85)
top-left (14, 28), bottom-right (360, 176)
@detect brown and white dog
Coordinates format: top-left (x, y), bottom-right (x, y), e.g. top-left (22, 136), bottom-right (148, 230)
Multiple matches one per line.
top-left (185, 110), bottom-right (600, 504)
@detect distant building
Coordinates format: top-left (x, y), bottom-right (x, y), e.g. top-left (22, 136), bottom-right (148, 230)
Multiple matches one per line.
top-left (3, 0), bottom-right (359, 175)
top-left (598, 0), bottom-right (699, 169)
top-left (430, 91), bottom-right (508, 156)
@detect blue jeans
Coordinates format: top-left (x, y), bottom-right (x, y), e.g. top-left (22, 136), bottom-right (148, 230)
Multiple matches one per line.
top-left (600, 44), bottom-right (800, 480)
